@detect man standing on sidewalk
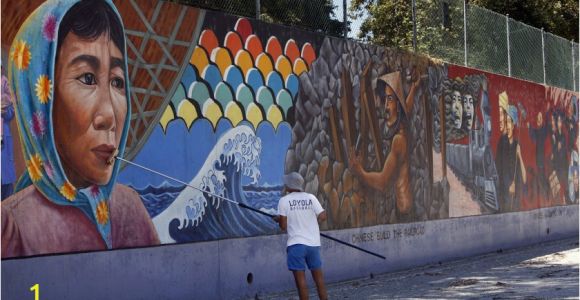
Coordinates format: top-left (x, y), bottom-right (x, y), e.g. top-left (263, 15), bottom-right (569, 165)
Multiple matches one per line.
top-left (274, 172), bottom-right (328, 300)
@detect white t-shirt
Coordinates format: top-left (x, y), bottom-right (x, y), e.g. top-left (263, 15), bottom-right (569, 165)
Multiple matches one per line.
top-left (277, 192), bottom-right (324, 247)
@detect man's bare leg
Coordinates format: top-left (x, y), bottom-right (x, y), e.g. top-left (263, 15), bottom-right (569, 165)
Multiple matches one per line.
top-left (310, 268), bottom-right (328, 300)
top-left (292, 270), bottom-right (309, 300)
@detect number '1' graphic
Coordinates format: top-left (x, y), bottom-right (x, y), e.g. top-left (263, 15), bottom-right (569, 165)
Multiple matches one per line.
top-left (30, 283), bottom-right (39, 300)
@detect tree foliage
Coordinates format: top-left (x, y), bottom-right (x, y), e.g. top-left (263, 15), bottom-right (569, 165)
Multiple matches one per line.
top-left (350, 0), bottom-right (577, 75)
top-left (169, 0), bottom-right (344, 37)
top-left (350, 0), bottom-right (416, 49)
top-left (259, 0), bottom-right (344, 36)
top-left (351, 0), bottom-right (466, 66)
top-left (469, 0), bottom-right (579, 42)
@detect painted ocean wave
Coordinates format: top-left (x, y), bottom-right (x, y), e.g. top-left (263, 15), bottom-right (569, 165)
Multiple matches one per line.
top-left (149, 125), bottom-right (281, 243)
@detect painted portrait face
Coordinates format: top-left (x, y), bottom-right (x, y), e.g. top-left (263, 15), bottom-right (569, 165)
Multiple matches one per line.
top-left (384, 85), bottom-right (399, 126)
top-left (499, 108), bottom-right (506, 133)
top-left (536, 112), bottom-right (543, 127)
top-left (451, 90), bottom-right (462, 129)
top-left (53, 33), bottom-right (127, 188)
top-left (506, 115), bottom-right (514, 140)
top-left (462, 94), bottom-right (474, 129)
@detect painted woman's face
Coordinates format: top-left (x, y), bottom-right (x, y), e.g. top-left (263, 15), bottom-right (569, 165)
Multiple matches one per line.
top-left (451, 90), bottom-right (463, 129)
top-left (53, 33), bottom-right (127, 188)
top-left (462, 94), bottom-right (474, 129)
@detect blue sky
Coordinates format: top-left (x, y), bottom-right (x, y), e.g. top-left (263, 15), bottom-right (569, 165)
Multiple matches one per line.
top-left (332, 0), bottom-right (367, 39)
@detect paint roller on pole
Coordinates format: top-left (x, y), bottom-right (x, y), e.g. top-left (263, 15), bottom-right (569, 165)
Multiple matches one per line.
top-left (116, 156), bottom-right (386, 260)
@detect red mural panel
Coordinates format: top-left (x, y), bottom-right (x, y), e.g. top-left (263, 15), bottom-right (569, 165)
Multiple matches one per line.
top-left (448, 65), bottom-right (578, 211)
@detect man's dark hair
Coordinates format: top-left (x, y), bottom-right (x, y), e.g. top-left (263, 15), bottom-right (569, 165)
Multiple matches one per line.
top-left (375, 78), bottom-right (406, 140)
top-left (57, 0), bottom-right (125, 54)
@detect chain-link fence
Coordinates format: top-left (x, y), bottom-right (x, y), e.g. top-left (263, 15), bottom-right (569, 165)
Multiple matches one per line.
top-left (509, 19), bottom-right (544, 84)
top-left (574, 43), bottom-right (579, 90)
top-left (415, 0), bottom-right (465, 66)
top-left (168, 0), bottom-right (579, 91)
top-left (168, 0), bottom-right (345, 37)
top-left (545, 32), bottom-right (575, 90)
top-left (465, 4), bottom-right (509, 75)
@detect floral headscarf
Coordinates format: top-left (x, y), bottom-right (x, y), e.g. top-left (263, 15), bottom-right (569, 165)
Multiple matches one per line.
top-left (8, 0), bottom-right (131, 248)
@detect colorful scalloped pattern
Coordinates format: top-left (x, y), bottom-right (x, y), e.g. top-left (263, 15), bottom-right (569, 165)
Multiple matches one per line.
top-left (160, 18), bottom-right (317, 131)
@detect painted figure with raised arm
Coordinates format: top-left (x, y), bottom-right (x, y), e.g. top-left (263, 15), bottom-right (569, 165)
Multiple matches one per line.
top-left (348, 70), bottom-right (421, 222)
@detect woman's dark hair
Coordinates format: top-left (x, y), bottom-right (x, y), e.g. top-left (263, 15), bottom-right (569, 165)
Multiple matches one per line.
top-left (57, 0), bottom-right (125, 54)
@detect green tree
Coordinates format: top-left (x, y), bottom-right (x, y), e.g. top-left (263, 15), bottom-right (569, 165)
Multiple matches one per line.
top-left (350, 0), bottom-right (415, 49)
top-left (469, 0), bottom-right (579, 42)
top-left (350, 0), bottom-right (465, 64)
top-left (350, 0), bottom-right (577, 79)
top-left (260, 0), bottom-right (345, 36)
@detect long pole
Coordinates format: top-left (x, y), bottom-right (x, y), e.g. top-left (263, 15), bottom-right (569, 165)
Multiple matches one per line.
top-left (117, 156), bottom-right (386, 260)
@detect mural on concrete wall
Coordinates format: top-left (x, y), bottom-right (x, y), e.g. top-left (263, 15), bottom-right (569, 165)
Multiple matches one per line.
top-left (1, 0), bottom-right (161, 258)
top-left (119, 10), bottom-right (321, 244)
top-left (2, 0), bottom-right (577, 258)
top-left (285, 40), bottom-right (448, 229)
top-left (441, 65), bottom-right (579, 217)
top-left (544, 86), bottom-right (579, 206)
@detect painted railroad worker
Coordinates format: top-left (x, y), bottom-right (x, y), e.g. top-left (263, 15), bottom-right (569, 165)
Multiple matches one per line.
top-left (274, 172), bottom-right (328, 300)
top-left (348, 71), bottom-right (420, 222)
top-left (1, 0), bottom-right (159, 258)
top-left (497, 105), bottom-right (527, 212)
top-left (554, 112), bottom-right (568, 195)
top-left (569, 134), bottom-right (579, 204)
top-left (494, 91), bottom-right (510, 205)
top-left (565, 97), bottom-right (578, 155)
top-left (527, 109), bottom-right (550, 199)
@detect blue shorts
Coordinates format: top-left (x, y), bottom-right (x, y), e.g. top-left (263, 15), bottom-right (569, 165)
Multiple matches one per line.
top-left (286, 244), bottom-right (322, 271)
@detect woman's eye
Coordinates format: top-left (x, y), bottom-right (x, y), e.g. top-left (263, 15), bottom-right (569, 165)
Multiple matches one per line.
top-left (77, 73), bottom-right (97, 85)
top-left (111, 77), bottom-right (125, 90)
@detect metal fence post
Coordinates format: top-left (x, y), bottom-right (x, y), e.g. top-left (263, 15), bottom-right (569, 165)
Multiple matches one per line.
top-left (541, 28), bottom-right (546, 85)
top-left (463, 0), bottom-right (467, 66)
top-left (255, 0), bottom-right (260, 20)
top-left (412, 0), bottom-right (417, 52)
top-left (572, 40), bottom-right (576, 91)
top-left (506, 14), bottom-right (511, 76)
top-left (343, 0), bottom-right (347, 38)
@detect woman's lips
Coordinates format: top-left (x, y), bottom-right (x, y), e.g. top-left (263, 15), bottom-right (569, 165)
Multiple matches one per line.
top-left (92, 144), bottom-right (116, 163)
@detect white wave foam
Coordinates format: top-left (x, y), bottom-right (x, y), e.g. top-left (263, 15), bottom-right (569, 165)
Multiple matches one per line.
top-left (152, 125), bottom-right (262, 243)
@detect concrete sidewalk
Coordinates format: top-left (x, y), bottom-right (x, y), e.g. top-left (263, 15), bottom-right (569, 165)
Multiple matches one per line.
top-left (257, 237), bottom-right (579, 299)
